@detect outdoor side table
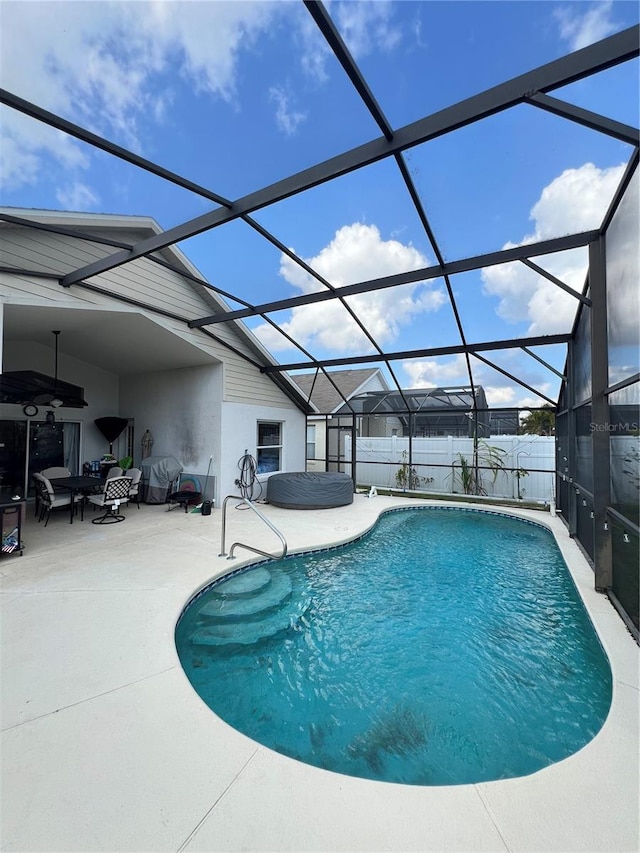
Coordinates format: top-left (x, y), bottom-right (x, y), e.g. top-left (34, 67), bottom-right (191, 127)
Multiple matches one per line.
top-left (0, 495), bottom-right (25, 556)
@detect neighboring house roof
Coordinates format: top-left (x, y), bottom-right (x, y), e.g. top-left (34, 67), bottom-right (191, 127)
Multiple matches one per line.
top-left (334, 386), bottom-right (488, 414)
top-left (292, 368), bottom-right (388, 414)
top-left (0, 207), bottom-right (312, 413)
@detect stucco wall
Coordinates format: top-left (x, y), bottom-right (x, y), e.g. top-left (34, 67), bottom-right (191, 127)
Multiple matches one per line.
top-left (220, 401), bottom-right (306, 501)
top-left (120, 364), bottom-right (224, 496)
top-left (108, 394), bottom-right (306, 499)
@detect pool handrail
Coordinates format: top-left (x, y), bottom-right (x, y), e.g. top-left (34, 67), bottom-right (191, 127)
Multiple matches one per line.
top-left (219, 494), bottom-right (288, 562)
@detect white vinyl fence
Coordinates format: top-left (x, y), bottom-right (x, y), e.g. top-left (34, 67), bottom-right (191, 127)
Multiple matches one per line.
top-left (346, 435), bottom-right (555, 503)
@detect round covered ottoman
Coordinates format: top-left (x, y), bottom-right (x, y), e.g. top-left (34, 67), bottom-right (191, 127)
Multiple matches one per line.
top-left (266, 472), bottom-right (354, 509)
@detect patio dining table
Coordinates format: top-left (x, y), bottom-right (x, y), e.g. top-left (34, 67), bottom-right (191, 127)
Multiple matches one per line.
top-left (49, 475), bottom-right (104, 524)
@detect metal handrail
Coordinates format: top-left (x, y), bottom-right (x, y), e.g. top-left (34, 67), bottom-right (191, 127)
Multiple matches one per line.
top-left (218, 494), bottom-right (288, 562)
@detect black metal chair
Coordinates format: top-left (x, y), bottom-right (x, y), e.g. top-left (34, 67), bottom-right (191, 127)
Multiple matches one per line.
top-left (88, 476), bottom-right (131, 524)
top-left (125, 468), bottom-right (142, 509)
top-left (33, 473), bottom-right (83, 526)
top-left (32, 473), bottom-right (44, 517)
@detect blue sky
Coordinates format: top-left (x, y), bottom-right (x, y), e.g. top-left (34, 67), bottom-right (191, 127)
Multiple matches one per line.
top-left (1, 0), bottom-right (638, 408)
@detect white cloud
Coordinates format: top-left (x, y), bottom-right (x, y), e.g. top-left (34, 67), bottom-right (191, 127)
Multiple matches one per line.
top-left (517, 392), bottom-right (553, 408)
top-left (0, 129), bottom-right (42, 190)
top-left (484, 386), bottom-right (517, 406)
top-left (253, 223), bottom-right (444, 354)
top-left (295, 9), bottom-right (332, 84)
top-left (269, 86), bottom-right (307, 136)
top-left (485, 386), bottom-right (553, 408)
top-left (332, 0), bottom-right (402, 58)
top-left (56, 181), bottom-right (99, 211)
top-left (0, 1), bottom-right (281, 190)
top-left (530, 162), bottom-right (623, 238)
top-left (0, 108), bottom-right (90, 191)
top-left (401, 357), bottom-right (554, 407)
top-left (482, 162), bottom-right (625, 335)
top-left (554, 1), bottom-right (618, 51)
top-left (402, 354), bottom-right (468, 388)
top-left (0, 0), bottom-right (408, 194)
top-left (298, 0), bottom-right (402, 83)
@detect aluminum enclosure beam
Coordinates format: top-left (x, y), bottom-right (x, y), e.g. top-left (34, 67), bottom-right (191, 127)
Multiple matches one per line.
top-left (58, 26), bottom-right (638, 287)
top-left (589, 238), bottom-right (613, 590)
top-left (521, 346), bottom-right (566, 380)
top-left (391, 153), bottom-right (479, 410)
top-left (0, 89), bottom-right (232, 209)
top-left (525, 92), bottom-right (640, 146)
top-left (304, 1), bottom-right (423, 411)
top-left (262, 334), bottom-right (571, 373)
top-left (190, 232), bottom-right (598, 328)
top-left (519, 259), bottom-right (592, 306)
top-left (471, 353), bottom-right (557, 405)
top-left (304, 0), bottom-right (394, 141)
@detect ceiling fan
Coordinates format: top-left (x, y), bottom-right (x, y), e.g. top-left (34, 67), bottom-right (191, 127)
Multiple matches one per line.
top-left (32, 331), bottom-right (64, 422)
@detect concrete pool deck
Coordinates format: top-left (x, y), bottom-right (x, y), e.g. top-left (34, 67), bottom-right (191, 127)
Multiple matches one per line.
top-left (1, 494), bottom-right (638, 852)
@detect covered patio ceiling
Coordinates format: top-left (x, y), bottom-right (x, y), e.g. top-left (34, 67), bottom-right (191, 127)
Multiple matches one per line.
top-left (0, 1), bottom-right (638, 415)
top-left (2, 304), bottom-right (220, 376)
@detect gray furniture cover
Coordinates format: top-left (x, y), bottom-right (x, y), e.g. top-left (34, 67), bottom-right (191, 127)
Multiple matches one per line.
top-left (140, 455), bottom-right (183, 504)
top-left (266, 472), bottom-right (353, 509)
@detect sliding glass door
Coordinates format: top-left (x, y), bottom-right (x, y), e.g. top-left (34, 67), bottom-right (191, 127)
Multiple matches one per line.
top-left (0, 419), bottom-right (80, 497)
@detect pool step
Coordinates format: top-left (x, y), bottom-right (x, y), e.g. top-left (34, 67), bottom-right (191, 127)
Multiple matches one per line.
top-left (198, 571), bottom-right (293, 621)
top-left (191, 595), bottom-right (310, 647)
top-left (210, 566), bottom-right (272, 598)
top-left (191, 565), bottom-right (306, 646)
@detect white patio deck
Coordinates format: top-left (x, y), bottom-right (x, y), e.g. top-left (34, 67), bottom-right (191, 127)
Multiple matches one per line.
top-left (1, 494), bottom-right (638, 853)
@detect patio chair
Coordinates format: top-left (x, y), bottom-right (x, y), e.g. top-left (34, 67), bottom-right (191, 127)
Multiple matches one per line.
top-left (126, 468), bottom-right (142, 509)
top-left (40, 466), bottom-right (71, 479)
top-left (88, 476), bottom-right (131, 524)
top-left (34, 473), bottom-right (84, 527)
top-left (105, 466), bottom-right (123, 480)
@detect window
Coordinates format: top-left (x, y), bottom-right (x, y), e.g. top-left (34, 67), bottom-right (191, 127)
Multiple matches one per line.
top-left (257, 422), bottom-right (282, 474)
top-left (306, 424), bottom-right (316, 459)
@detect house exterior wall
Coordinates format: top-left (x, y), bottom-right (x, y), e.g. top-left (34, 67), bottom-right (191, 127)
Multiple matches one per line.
top-left (220, 402), bottom-right (306, 500)
top-left (119, 364), bottom-right (223, 496)
top-left (1, 216), bottom-right (307, 499)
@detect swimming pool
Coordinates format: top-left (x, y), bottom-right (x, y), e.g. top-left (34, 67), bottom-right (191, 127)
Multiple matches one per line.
top-left (175, 507), bottom-right (612, 786)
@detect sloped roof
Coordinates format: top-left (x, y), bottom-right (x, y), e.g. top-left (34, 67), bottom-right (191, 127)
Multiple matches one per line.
top-left (334, 385), bottom-right (488, 415)
top-left (0, 208), bottom-right (313, 413)
top-left (292, 368), bottom-right (384, 414)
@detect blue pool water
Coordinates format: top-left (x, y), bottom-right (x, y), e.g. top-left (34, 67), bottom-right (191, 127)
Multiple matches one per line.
top-left (175, 508), bottom-right (612, 786)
